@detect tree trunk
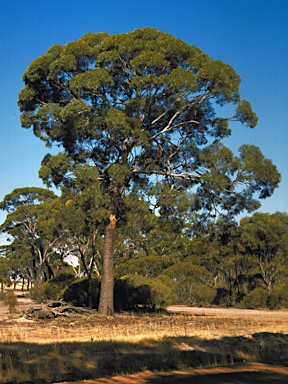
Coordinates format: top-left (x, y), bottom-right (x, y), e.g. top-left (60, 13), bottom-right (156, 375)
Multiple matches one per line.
top-left (98, 214), bottom-right (116, 315)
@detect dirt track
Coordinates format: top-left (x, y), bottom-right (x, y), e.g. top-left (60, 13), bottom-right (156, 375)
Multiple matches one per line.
top-left (167, 304), bottom-right (288, 317)
top-left (56, 362), bottom-right (288, 383)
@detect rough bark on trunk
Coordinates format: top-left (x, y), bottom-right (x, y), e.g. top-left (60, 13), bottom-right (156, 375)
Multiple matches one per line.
top-left (98, 214), bottom-right (116, 315)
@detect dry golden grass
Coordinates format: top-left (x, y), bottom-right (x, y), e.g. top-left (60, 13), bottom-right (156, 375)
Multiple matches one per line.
top-left (0, 313), bottom-right (287, 384)
top-left (0, 293), bottom-right (288, 383)
top-left (0, 307), bottom-right (287, 344)
top-left (0, 307), bottom-right (288, 344)
top-left (1, 289), bottom-right (287, 344)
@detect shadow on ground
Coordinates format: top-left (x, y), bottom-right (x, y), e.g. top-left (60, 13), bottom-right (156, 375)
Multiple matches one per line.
top-left (0, 332), bottom-right (287, 383)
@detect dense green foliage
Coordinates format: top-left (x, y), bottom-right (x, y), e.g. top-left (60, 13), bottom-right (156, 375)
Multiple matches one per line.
top-left (1, 191), bottom-right (287, 309)
top-left (0, 28), bottom-right (285, 312)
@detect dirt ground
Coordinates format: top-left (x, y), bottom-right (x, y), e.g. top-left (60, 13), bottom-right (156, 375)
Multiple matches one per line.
top-left (1, 290), bottom-right (288, 383)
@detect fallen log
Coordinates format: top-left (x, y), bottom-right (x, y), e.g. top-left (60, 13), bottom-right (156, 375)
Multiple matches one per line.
top-left (24, 300), bottom-right (96, 319)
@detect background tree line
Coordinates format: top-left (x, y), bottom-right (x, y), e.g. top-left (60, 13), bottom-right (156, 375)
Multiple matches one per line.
top-left (1, 185), bottom-right (287, 310)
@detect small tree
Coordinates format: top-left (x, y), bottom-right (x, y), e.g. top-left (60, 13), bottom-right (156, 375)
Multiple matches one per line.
top-left (0, 188), bottom-right (61, 283)
top-left (3, 291), bottom-right (18, 316)
top-left (241, 287), bottom-right (268, 309)
top-left (240, 212), bottom-right (288, 295)
top-left (0, 252), bottom-right (11, 294)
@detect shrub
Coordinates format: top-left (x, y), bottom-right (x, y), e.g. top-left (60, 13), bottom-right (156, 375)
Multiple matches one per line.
top-left (212, 287), bottom-right (231, 307)
top-left (269, 281), bottom-right (288, 309)
top-left (3, 291), bottom-right (18, 315)
top-left (63, 278), bottom-right (100, 308)
top-left (114, 276), bottom-right (172, 311)
top-left (164, 262), bottom-right (211, 284)
top-left (173, 279), bottom-right (216, 306)
top-left (115, 256), bottom-right (171, 278)
top-left (114, 279), bottom-right (140, 311)
top-left (240, 287), bottom-right (268, 309)
top-left (44, 273), bottom-right (76, 300)
top-left (174, 277), bottom-right (197, 305)
top-left (30, 273), bottom-right (76, 303)
top-left (148, 278), bottom-right (172, 308)
top-left (192, 284), bottom-right (217, 306)
top-left (155, 274), bottom-right (175, 288)
top-left (30, 284), bottom-right (47, 303)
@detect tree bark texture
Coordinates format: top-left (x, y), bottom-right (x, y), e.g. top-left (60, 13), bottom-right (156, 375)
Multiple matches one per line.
top-left (98, 214), bottom-right (116, 315)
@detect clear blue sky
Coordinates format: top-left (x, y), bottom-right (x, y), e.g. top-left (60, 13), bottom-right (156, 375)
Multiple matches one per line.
top-left (0, 0), bottom-right (287, 235)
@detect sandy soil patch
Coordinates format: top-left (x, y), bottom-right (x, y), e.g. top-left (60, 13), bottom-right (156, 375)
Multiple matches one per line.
top-left (167, 304), bottom-right (288, 317)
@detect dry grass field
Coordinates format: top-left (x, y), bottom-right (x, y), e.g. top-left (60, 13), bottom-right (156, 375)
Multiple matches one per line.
top-left (0, 290), bottom-right (288, 383)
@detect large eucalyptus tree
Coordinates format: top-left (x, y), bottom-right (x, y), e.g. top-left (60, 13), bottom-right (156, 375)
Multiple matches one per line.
top-left (18, 28), bottom-right (280, 314)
